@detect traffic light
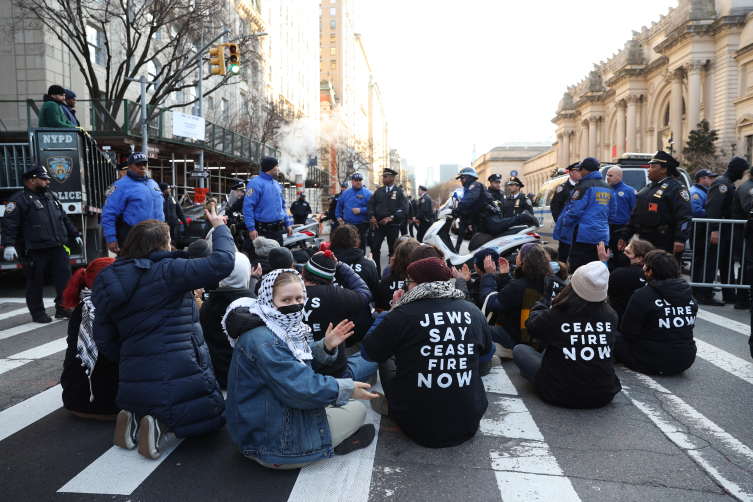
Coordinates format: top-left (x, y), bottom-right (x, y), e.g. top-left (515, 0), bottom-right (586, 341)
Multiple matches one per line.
top-left (227, 44), bottom-right (240, 75)
top-left (209, 44), bottom-right (226, 76)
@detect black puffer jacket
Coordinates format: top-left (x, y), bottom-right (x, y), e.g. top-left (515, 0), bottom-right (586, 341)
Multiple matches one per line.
top-left (200, 287), bottom-right (257, 388)
top-left (60, 303), bottom-right (120, 416)
top-left (330, 246), bottom-right (380, 299)
top-left (619, 278), bottom-right (698, 375)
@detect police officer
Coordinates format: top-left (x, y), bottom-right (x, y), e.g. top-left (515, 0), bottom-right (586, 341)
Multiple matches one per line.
top-left (735, 166), bottom-right (753, 311)
top-left (409, 195), bottom-right (419, 237)
top-left (336, 172), bottom-right (372, 250)
top-left (550, 163), bottom-right (581, 264)
top-left (414, 185), bottom-right (434, 243)
top-left (400, 188), bottom-right (413, 236)
top-left (101, 152), bottom-right (165, 253)
top-left (688, 169), bottom-right (722, 305)
top-left (706, 157), bottom-right (749, 307)
top-left (290, 193), bottom-right (312, 225)
top-left (454, 167), bottom-right (538, 243)
top-left (606, 166), bottom-right (637, 266)
top-left (553, 157), bottom-right (614, 273)
top-left (226, 181), bottom-right (247, 250)
top-left (242, 156), bottom-right (293, 259)
top-left (488, 174), bottom-right (506, 204)
top-left (2, 166), bottom-right (83, 322)
top-left (159, 183), bottom-right (188, 247)
top-left (367, 168), bottom-right (409, 275)
top-left (618, 151), bottom-right (692, 263)
top-left (501, 177), bottom-right (532, 217)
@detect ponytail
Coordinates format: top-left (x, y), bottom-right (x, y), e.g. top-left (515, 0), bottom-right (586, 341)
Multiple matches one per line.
top-left (61, 257), bottom-right (116, 310)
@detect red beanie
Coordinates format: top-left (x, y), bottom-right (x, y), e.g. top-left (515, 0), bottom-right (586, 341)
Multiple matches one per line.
top-left (407, 257), bottom-right (452, 284)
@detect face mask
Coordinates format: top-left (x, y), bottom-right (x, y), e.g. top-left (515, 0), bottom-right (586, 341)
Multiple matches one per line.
top-left (277, 303), bottom-right (304, 315)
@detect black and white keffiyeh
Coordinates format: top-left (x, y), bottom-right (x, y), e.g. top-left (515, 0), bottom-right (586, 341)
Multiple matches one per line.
top-left (77, 288), bottom-right (98, 402)
top-left (222, 268), bottom-right (313, 364)
top-left (391, 280), bottom-right (466, 310)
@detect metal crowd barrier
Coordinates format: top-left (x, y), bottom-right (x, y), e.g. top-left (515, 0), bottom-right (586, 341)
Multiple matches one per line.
top-left (687, 218), bottom-right (749, 290)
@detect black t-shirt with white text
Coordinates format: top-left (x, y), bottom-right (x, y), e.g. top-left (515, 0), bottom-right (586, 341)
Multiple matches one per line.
top-left (376, 273), bottom-right (405, 311)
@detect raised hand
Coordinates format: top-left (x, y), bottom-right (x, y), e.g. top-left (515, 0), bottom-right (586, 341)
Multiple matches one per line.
top-left (324, 320), bottom-right (355, 351)
top-left (498, 257), bottom-right (510, 274)
top-left (483, 255), bottom-right (497, 274)
top-left (596, 241), bottom-right (610, 262)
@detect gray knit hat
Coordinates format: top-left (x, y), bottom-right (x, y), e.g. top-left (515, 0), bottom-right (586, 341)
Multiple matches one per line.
top-left (570, 261), bottom-right (609, 302)
top-left (188, 239), bottom-right (211, 259)
top-left (253, 236), bottom-right (279, 258)
top-left (267, 246), bottom-right (294, 270)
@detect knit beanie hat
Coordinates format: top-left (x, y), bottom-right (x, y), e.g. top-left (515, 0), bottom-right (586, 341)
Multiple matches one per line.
top-left (305, 250), bottom-right (337, 279)
top-left (519, 242), bottom-right (540, 261)
top-left (48, 84), bottom-right (65, 95)
top-left (410, 244), bottom-right (444, 262)
top-left (253, 236), bottom-right (279, 258)
top-left (268, 246), bottom-right (294, 270)
top-left (407, 257), bottom-right (452, 284)
top-left (188, 239), bottom-right (211, 259)
top-left (260, 156), bottom-right (279, 172)
top-left (570, 261), bottom-right (609, 302)
top-left (473, 247), bottom-right (499, 268)
top-left (728, 156), bottom-right (750, 173)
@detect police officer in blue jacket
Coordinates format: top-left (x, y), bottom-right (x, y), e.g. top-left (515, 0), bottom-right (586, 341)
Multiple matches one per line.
top-left (242, 156), bottom-right (293, 258)
top-left (689, 169), bottom-right (722, 305)
top-left (553, 157), bottom-right (614, 273)
top-left (336, 172), bottom-right (372, 250)
top-left (101, 152), bottom-right (165, 253)
top-left (606, 166), bottom-right (637, 266)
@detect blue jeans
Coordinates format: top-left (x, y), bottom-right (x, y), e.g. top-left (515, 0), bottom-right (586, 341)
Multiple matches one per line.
top-left (490, 325), bottom-right (516, 349)
top-left (348, 351), bottom-right (378, 383)
top-left (513, 345), bottom-right (543, 388)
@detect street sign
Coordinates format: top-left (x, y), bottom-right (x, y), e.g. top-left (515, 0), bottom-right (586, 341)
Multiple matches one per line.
top-left (173, 112), bottom-right (206, 141)
top-left (190, 170), bottom-right (210, 178)
top-left (511, 170), bottom-right (518, 177)
top-left (147, 145), bottom-right (159, 159)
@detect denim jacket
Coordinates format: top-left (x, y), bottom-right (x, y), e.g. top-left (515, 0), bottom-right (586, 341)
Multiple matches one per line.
top-left (226, 325), bottom-right (354, 465)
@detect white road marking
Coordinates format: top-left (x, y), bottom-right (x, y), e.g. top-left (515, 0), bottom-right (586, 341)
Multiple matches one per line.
top-left (0, 319), bottom-right (62, 341)
top-left (483, 365), bottom-right (518, 395)
top-left (0, 298), bottom-right (56, 304)
top-left (0, 303), bottom-right (55, 322)
top-left (697, 308), bottom-right (749, 337)
top-left (490, 441), bottom-right (563, 475)
top-left (494, 472), bottom-right (581, 501)
top-left (287, 382), bottom-right (383, 502)
top-left (480, 396), bottom-right (544, 441)
top-left (0, 337), bottom-right (67, 375)
top-left (696, 339), bottom-right (753, 386)
top-left (58, 438), bottom-right (184, 495)
top-left (0, 384), bottom-right (63, 441)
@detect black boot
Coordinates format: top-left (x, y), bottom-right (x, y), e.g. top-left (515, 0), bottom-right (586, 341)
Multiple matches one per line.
top-left (518, 211), bottom-right (539, 228)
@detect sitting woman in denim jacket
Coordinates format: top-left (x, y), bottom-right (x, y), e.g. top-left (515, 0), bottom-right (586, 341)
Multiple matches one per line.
top-left (222, 268), bottom-right (378, 469)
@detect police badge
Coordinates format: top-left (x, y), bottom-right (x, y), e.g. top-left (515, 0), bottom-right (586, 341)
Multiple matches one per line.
top-left (680, 189), bottom-right (690, 201)
top-left (5, 202), bottom-right (16, 213)
top-left (720, 185), bottom-right (728, 194)
top-left (555, 186), bottom-right (563, 193)
top-left (48, 157), bottom-right (73, 183)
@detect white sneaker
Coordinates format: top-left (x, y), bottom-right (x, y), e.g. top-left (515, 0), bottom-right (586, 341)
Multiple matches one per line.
top-left (113, 410), bottom-right (139, 450)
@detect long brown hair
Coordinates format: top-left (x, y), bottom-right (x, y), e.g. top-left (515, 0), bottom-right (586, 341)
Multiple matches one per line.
top-left (120, 220), bottom-right (171, 260)
top-left (390, 238), bottom-right (420, 278)
top-left (521, 245), bottom-right (554, 282)
top-left (330, 224), bottom-right (360, 249)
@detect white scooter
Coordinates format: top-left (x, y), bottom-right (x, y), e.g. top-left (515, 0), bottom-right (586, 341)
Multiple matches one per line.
top-left (422, 188), bottom-right (542, 268)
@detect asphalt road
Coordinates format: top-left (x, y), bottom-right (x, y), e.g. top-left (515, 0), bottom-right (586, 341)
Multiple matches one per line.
top-left (1, 232), bottom-right (752, 502)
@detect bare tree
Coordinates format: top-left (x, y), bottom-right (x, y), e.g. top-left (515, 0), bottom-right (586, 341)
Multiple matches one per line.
top-left (231, 97), bottom-right (293, 147)
top-left (323, 135), bottom-right (383, 187)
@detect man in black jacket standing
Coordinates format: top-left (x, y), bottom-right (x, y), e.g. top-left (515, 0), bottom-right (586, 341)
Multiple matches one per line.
top-left (415, 185), bottom-right (434, 243)
top-left (409, 196), bottom-right (419, 237)
top-left (367, 168), bottom-right (410, 275)
top-left (501, 177), bottom-right (532, 217)
top-left (733, 168), bottom-right (753, 310)
top-left (706, 157), bottom-right (749, 307)
top-left (487, 174), bottom-right (506, 204)
top-left (290, 193), bottom-right (312, 225)
top-left (160, 183), bottom-right (188, 247)
top-left (1, 166), bottom-right (83, 322)
top-left (550, 163), bottom-right (581, 264)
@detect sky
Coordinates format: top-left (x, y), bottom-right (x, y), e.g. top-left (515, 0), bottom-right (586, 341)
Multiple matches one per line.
top-left (355, 0), bottom-right (679, 180)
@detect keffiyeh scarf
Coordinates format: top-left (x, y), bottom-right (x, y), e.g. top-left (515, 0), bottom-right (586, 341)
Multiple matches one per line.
top-left (222, 268), bottom-right (313, 364)
top-left (391, 280), bottom-right (466, 310)
top-left (77, 288), bottom-right (98, 402)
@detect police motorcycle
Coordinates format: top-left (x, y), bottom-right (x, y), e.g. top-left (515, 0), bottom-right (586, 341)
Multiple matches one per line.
top-left (422, 188), bottom-right (542, 268)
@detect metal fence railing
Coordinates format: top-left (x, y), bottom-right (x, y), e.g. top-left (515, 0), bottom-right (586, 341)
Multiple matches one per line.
top-left (0, 143), bottom-right (32, 189)
top-left (687, 219), bottom-right (749, 290)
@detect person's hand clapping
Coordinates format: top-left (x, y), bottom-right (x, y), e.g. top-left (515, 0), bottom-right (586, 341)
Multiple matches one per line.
top-left (498, 256), bottom-right (510, 274)
top-left (597, 241), bottom-right (610, 262)
top-left (324, 320), bottom-right (355, 351)
top-left (483, 255), bottom-right (497, 274)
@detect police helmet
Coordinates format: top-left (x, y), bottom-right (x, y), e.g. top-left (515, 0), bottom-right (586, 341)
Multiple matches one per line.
top-left (455, 167), bottom-right (478, 180)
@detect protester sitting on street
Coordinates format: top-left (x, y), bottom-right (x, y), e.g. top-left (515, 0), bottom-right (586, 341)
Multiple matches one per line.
top-left (361, 257), bottom-right (495, 448)
top-left (615, 250), bottom-right (698, 375)
top-left (452, 248), bottom-right (504, 308)
top-left (60, 257), bottom-right (119, 420)
top-left (300, 251), bottom-right (377, 379)
top-left (251, 236), bottom-right (279, 276)
top-left (375, 238), bottom-right (420, 311)
top-left (329, 224), bottom-right (380, 298)
top-left (480, 243), bottom-right (566, 358)
top-left (514, 261), bottom-right (622, 408)
top-left (596, 238), bottom-right (654, 323)
top-left (544, 246), bottom-right (569, 282)
top-left (92, 206), bottom-right (234, 460)
top-left (223, 269), bottom-right (378, 468)
top-left (267, 246), bottom-right (295, 271)
top-left (200, 253), bottom-right (262, 388)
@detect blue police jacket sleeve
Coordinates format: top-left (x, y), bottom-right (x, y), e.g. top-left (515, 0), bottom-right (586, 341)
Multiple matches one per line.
top-left (560, 188), bottom-right (590, 230)
top-left (608, 189), bottom-right (617, 224)
top-left (165, 224), bottom-right (236, 294)
top-left (280, 188), bottom-right (290, 228)
top-left (455, 185), bottom-right (478, 214)
top-left (151, 181), bottom-right (165, 221)
top-left (690, 188), bottom-right (706, 217)
top-left (242, 184), bottom-right (260, 231)
top-left (101, 182), bottom-right (127, 243)
top-left (335, 190), bottom-right (346, 219)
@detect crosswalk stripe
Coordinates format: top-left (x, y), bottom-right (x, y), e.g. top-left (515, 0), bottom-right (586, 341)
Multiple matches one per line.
top-left (58, 438), bottom-right (184, 495)
top-left (0, 337), bottom-right (67, 375)
top-left (0, 303), bottom-right (55, 322)
top-left (483, 365), bottom-right (518, 395)
top-left (696, 339), bottom-right (753, 386)
top-left (0, 319), bottom-right (62, 341)
top-left (0, 298), bottom-right (56, 304)
top-left (480, 396), bottom-right (544, 441)
top-left (0, 384), bottom-right (63, 441)
top-left (697, 308), bottom-right (749, 337)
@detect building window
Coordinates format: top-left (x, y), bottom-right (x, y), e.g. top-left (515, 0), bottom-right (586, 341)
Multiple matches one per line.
top-left (319, 7), bottom-right (322, 16)
top-left (330, 7), bottom-right (336, 16)
top-left (330, 20), bottom-right (336, 29)
top-left (330, 47), bottom-right (336, 55)
top-left (221, 99), bottom-right (229, 122)
top-left (747, 135), bottom-right (753, 165)
top-left (330, 34), bottom-right (336, 43)
top-left (86, 26), bottom-right (105, 66)
top-left (146, 60), bottom-right (161, 87)
top-left (330, 60), bottom-right (336, 69)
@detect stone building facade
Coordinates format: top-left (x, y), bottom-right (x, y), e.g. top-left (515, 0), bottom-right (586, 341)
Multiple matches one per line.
top-left (473, 143), bottom-right (552, 188)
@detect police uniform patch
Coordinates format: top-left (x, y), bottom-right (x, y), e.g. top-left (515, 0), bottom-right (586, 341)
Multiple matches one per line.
top-left (525, 198), bottom-right (532, 205)
top-left (5, 202), bottom-right (16, 213)
top-left (572, 190), bottom-right (580, 199)
top-left (247, 188), bottom-right (255, 196)
top-left (105, 185), bottom-right (117, 197)
top-left (655, 190), bottom-right (664, 196)
top-left (720, 185), bottom-right (728, 194)
top-left (749, 188), bottom-right (753, 196)
top-left (555, 186), bottom-right (563, 193)
top-left (692, 193), bottom-right (700, 200)
top-left (633, 190), bottom-right (638, 195)
top-left (680, 189), bottom-right (690, 202)
top-left (154, 186), bottom-right (160, 191)
top-left (618, 191), bottom-right (624, 196)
